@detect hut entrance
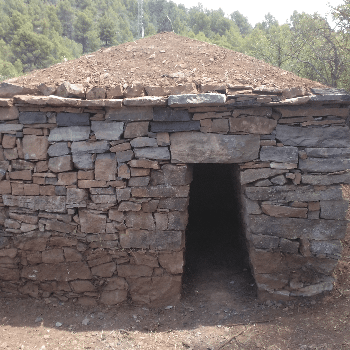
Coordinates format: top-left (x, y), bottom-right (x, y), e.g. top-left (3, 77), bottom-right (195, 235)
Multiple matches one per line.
top-left (183, 164), bottom-right (256, 303)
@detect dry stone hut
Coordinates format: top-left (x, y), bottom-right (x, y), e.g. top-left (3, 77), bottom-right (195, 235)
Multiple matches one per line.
top-left (0, 32), bottom-right (349, 306)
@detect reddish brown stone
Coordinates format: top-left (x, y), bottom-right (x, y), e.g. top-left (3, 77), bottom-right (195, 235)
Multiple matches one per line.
top-left (109, 209), bottom-right (124, 222)
top-left (158, 251), bottom-right (184, 274)
top-left (11, 182), bottom-right (24, 195)
top-left (0, 106), bottom-right (19, 121)
top-left (106, 85), bottom-right (123, 99)
top-left (70, 280), bottom-right (96, 292)
top-left (39, 185), bottom-right (56, 196)
top-left (79, 210), bottom-right (106, 233)
top-left (0, 268), bottom-right (19, 281)
top-left (77, 297), bottom-right (97, 306)
top-left (23, 184), bottom-right (40, 195)
top-left (309, 202), bottom-right (321, 211)
top-left (124, 122), bottom-right (149, 138)
top-left (125, 212), bottom-right (155, 230)
top-left (4, 148), bottom-right (18, 160)
top-left (117, 264), bottom-right (153, 278)
top-left (21, 262), bottom-right (91, 281)
top-left (48, 155), bottom-right (73, 173)
top-left (0, 180), bottom-right (11, 194)
top-left (91, 262), bottom-right (116, 277)
top-left (100, 290), bottom-right (128, 305)
top-left (78, 180), bottom-right (107, 188)
top-left (18, 237), bottom-right (48, 251)
top-left (9, 170), bottom-right (32, 180)
top-left (110, 142), bottom-right (131, 153)
top-left (42, 249), bottom-right (64, 263)
top-left (36, 160), bottom-right (48, 172)
top-left (2, 135), bottom-right (16, 149)
top-left (64, 247), bottom-right (82, 262)
top-left (78, 170), bottom-right (94, 180)
top-left (128, 159), bottom-right (159, 169)
top-left (57, 172), bottom-right (77, 186)
top-left (230, 116), bottom-right (277, 134)
top-left (95, 154), bottom-right (116, 181)
top-left (22, 135), bottom-right (48, 160)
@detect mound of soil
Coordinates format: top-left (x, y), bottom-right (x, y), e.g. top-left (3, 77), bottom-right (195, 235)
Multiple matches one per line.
top-left (9, 32), bottom-right (324, 92)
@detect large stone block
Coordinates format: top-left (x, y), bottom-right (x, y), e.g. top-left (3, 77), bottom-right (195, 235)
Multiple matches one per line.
top-left (100, 290), bottom-right (128, 305)
top-left (117, 264), bottom-right (153, 278)
top-left (3, 195), bottom-right (66, 212)
top-left (124, 122), bottom-right (149, 138)
top-left (21, 262), bottom-right (91, 281)
top-left (19, 112), bottom-right (47, 124)
top-left (0, 180), bottom-right (12, 194)
top-left (95, 153), bottom-right (116, 181)
top-left (0, 124), bottom-right (23, 133)
top-left (320, 200), bottom-right (348, 220)
top-left (248, 215), bottom-right (347, 240)
top-left (79, 210), bottom-right (106, 233)
top-left (261, 204), bottom-right (307, 218)
top-left (245, 185), bottom-right (343, 202)
top-left (48, 142), bottom-right (70, 157)
top-left (127, 274), bottom-right (181, 306)
top-left (250, 234), bottom-right (279, 250)
top-left (73, 153), bottom-right (94, 170)
top-left (48, 126), bottom-right (90, 142)
top-left (91, 121), bottom-right (123, 140)
top-left (168, 211), bottom-right (188, 230)
top-left (276, 125), bottom-right (350, 147)
top-left (275, 106), bottom-right (349, 118)
top-left (23, 135), bottom-right (48, 160)
top-left (302, 173), bottom-right (350, 185)
top-left (168, 93), bottom-right (226, 107)
top-left (106, 107), bottom-right (153, 121)
top-left (305, 147), bottom-right (350, 158)
top-left (56, 112), bottom-right (90, 127)
top-left (240, 168), bottom-right (285, 185)
top-left (170, 132), bottom-right (260, 163)
top-left (153, 107), bottom-right (191, 121)
top-left (150, 121), bottom-right (200, 133)
top-left (66, 188), bottom-right (88, 208)
top-left (0, 267), bottom-right (19, 281)
top-left (125, 212), bottom-right (155, 230)
top-left (131, 185), bottom-right (190, 198)
top-left (134, 147), bottom-right (170, 160)
top-left (0, 106), bottom-right (19, 121)
top-left (230, 116), bottom-right (277, 134)
top-left (130, 137), bottom-right (157, 148)
top-left (120, 230), bottom-right (184, 250)
top-left (71, 141), bottom-right (109, 154)
top-left (48, 155), bottom-right (73, 172)
top-left (310, 241), bottom-right (342, 259)
top-left (158, 251), bottom-right (184, 274)
top-left (260, 146), bottom-right (298, 163)
top-left (163, 164), bottom-right (192, 186)
top-left (299, 158), bottom-right (350, 172)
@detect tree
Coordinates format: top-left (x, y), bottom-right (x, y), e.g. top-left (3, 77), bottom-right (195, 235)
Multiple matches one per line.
top-left (57, 0), bottom-right (75, 39)
top-left (74, 9), bottom-right (99, 53)
top-left (98, 14), bottom-right (117, 46)
top-left (230, 11), bottom-right (252, 37)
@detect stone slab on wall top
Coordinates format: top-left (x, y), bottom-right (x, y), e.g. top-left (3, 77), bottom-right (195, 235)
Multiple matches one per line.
top-left (170, 132), bottom-right (260, 163)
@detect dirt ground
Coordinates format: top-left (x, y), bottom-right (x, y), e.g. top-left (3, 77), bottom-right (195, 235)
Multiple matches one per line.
top-left (0, 186), bottom-right (349, 350)
top-left (9, 32), bottom-right (324, 92)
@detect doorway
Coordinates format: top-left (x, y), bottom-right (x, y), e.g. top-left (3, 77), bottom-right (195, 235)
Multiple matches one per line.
top-left (183, 164), bottom-right (255, 307)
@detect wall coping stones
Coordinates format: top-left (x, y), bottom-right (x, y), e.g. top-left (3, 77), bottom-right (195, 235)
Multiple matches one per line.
top-left (168, 93), bottom-right (226, 107)
top-left (0, 98), bottom-right (13, 107)
top-left (123, 96), bottom-right (167, 106)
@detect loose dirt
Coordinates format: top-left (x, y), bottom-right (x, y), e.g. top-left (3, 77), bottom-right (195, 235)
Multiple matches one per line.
top-left (0, 187), bottom-right (349, 350)
top-left (9, 32), bottom-right (324, 92)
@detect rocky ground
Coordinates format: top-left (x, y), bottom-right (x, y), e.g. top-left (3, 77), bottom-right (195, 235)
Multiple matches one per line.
top-left (0, 187), bottom-right (349, 350)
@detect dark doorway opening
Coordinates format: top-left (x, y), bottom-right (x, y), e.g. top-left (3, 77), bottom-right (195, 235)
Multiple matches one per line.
top-left (183, 164), bottom-right (256, 307)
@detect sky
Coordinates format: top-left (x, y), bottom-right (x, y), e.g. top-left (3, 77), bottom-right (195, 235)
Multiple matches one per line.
top-left (171, 0), bottom-right (344, 26)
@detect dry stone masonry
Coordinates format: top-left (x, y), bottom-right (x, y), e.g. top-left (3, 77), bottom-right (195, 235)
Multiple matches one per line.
top-left (0, 81), bottom-right (349, 305)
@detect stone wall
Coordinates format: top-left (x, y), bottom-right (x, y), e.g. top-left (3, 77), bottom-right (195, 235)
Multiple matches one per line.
top-left (0, 90), bottom-right (349, 305)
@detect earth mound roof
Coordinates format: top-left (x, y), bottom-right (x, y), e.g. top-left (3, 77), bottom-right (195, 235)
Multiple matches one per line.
top-left (8, 32), bottom-right (324, 92)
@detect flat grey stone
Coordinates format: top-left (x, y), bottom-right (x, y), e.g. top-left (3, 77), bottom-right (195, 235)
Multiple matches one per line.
top-left (56, 113), bottom-right (90, 127)
top-left (3, 195), bottom-right (66, 213)
top-left (279, 238), bottom-right (299, 254)
top-left (48, 142), bottom-right (70, 157)
top-left (120, 230), bottom-right (183, 250)
top-left (48, 126), bottom-right (90, 142)
top-left (245, 185), bottom-right (343, 202)
top-left (71, 141), bottom-right (109, 154)
top-left (320, 200), bottom-right (348, 220)
top-left (168, 93), bottom-right (226, 107)
top-left (240, 168), bottom-right (285, 185)
top-left (106, 107), bottom-right (153, 121)
top-left (91, 121), bottom-right (123, 140)
top-left (260, 146), bottom-right (298, 163)
top-left (302, 173), bottom-right (350, 185)
top-left (130, 137), bottom-right (157, 148)
top-left (0, 124), bottom-right (23, 132)
top-left (153, 107), bottom-right (191, 122)
top-left (128, 176), bottom-right (150, 187)
top-left (243, 197), bottom-right (262, 214)
top-left (248, 215), bottom-right (347, 240)
top-left (299, 158), bottom-right (350, 172)
top-left (19, 112), bottom-right (47, 124)
top-left (158, 198), bottom-right (188, 211)
top-left (276, 125), bottom-right (350, 147)
top-left (150, 121), bottom-right (200, 133)
top-left (115, 150), bottom-right (134, 163)
top-left (310, 241), bottom-right (342, 259)
top-left (134, 147), bottom-right (170, 160)
top-left (0, 161), bottom-right (9, 179)
top-left (251, 234), bottom-right (279, 250)
top-left (305, 148), bottom-right (350, 158)
top-left (170, 132), bottom-right (260, 163)
top-left (270, 175), bottom-right (286, 185)
top-left (72, 153), bottom-right (94, 170)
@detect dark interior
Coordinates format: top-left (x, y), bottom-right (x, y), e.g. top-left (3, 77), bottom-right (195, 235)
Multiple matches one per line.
top-left (183, 163), bottom-right (253, 292)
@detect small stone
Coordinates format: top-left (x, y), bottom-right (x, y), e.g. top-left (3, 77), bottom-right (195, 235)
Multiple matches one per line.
top-left (82, 318), bottom-right (90, 326)
top-left (55, 322), bottom-right (63, 327)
